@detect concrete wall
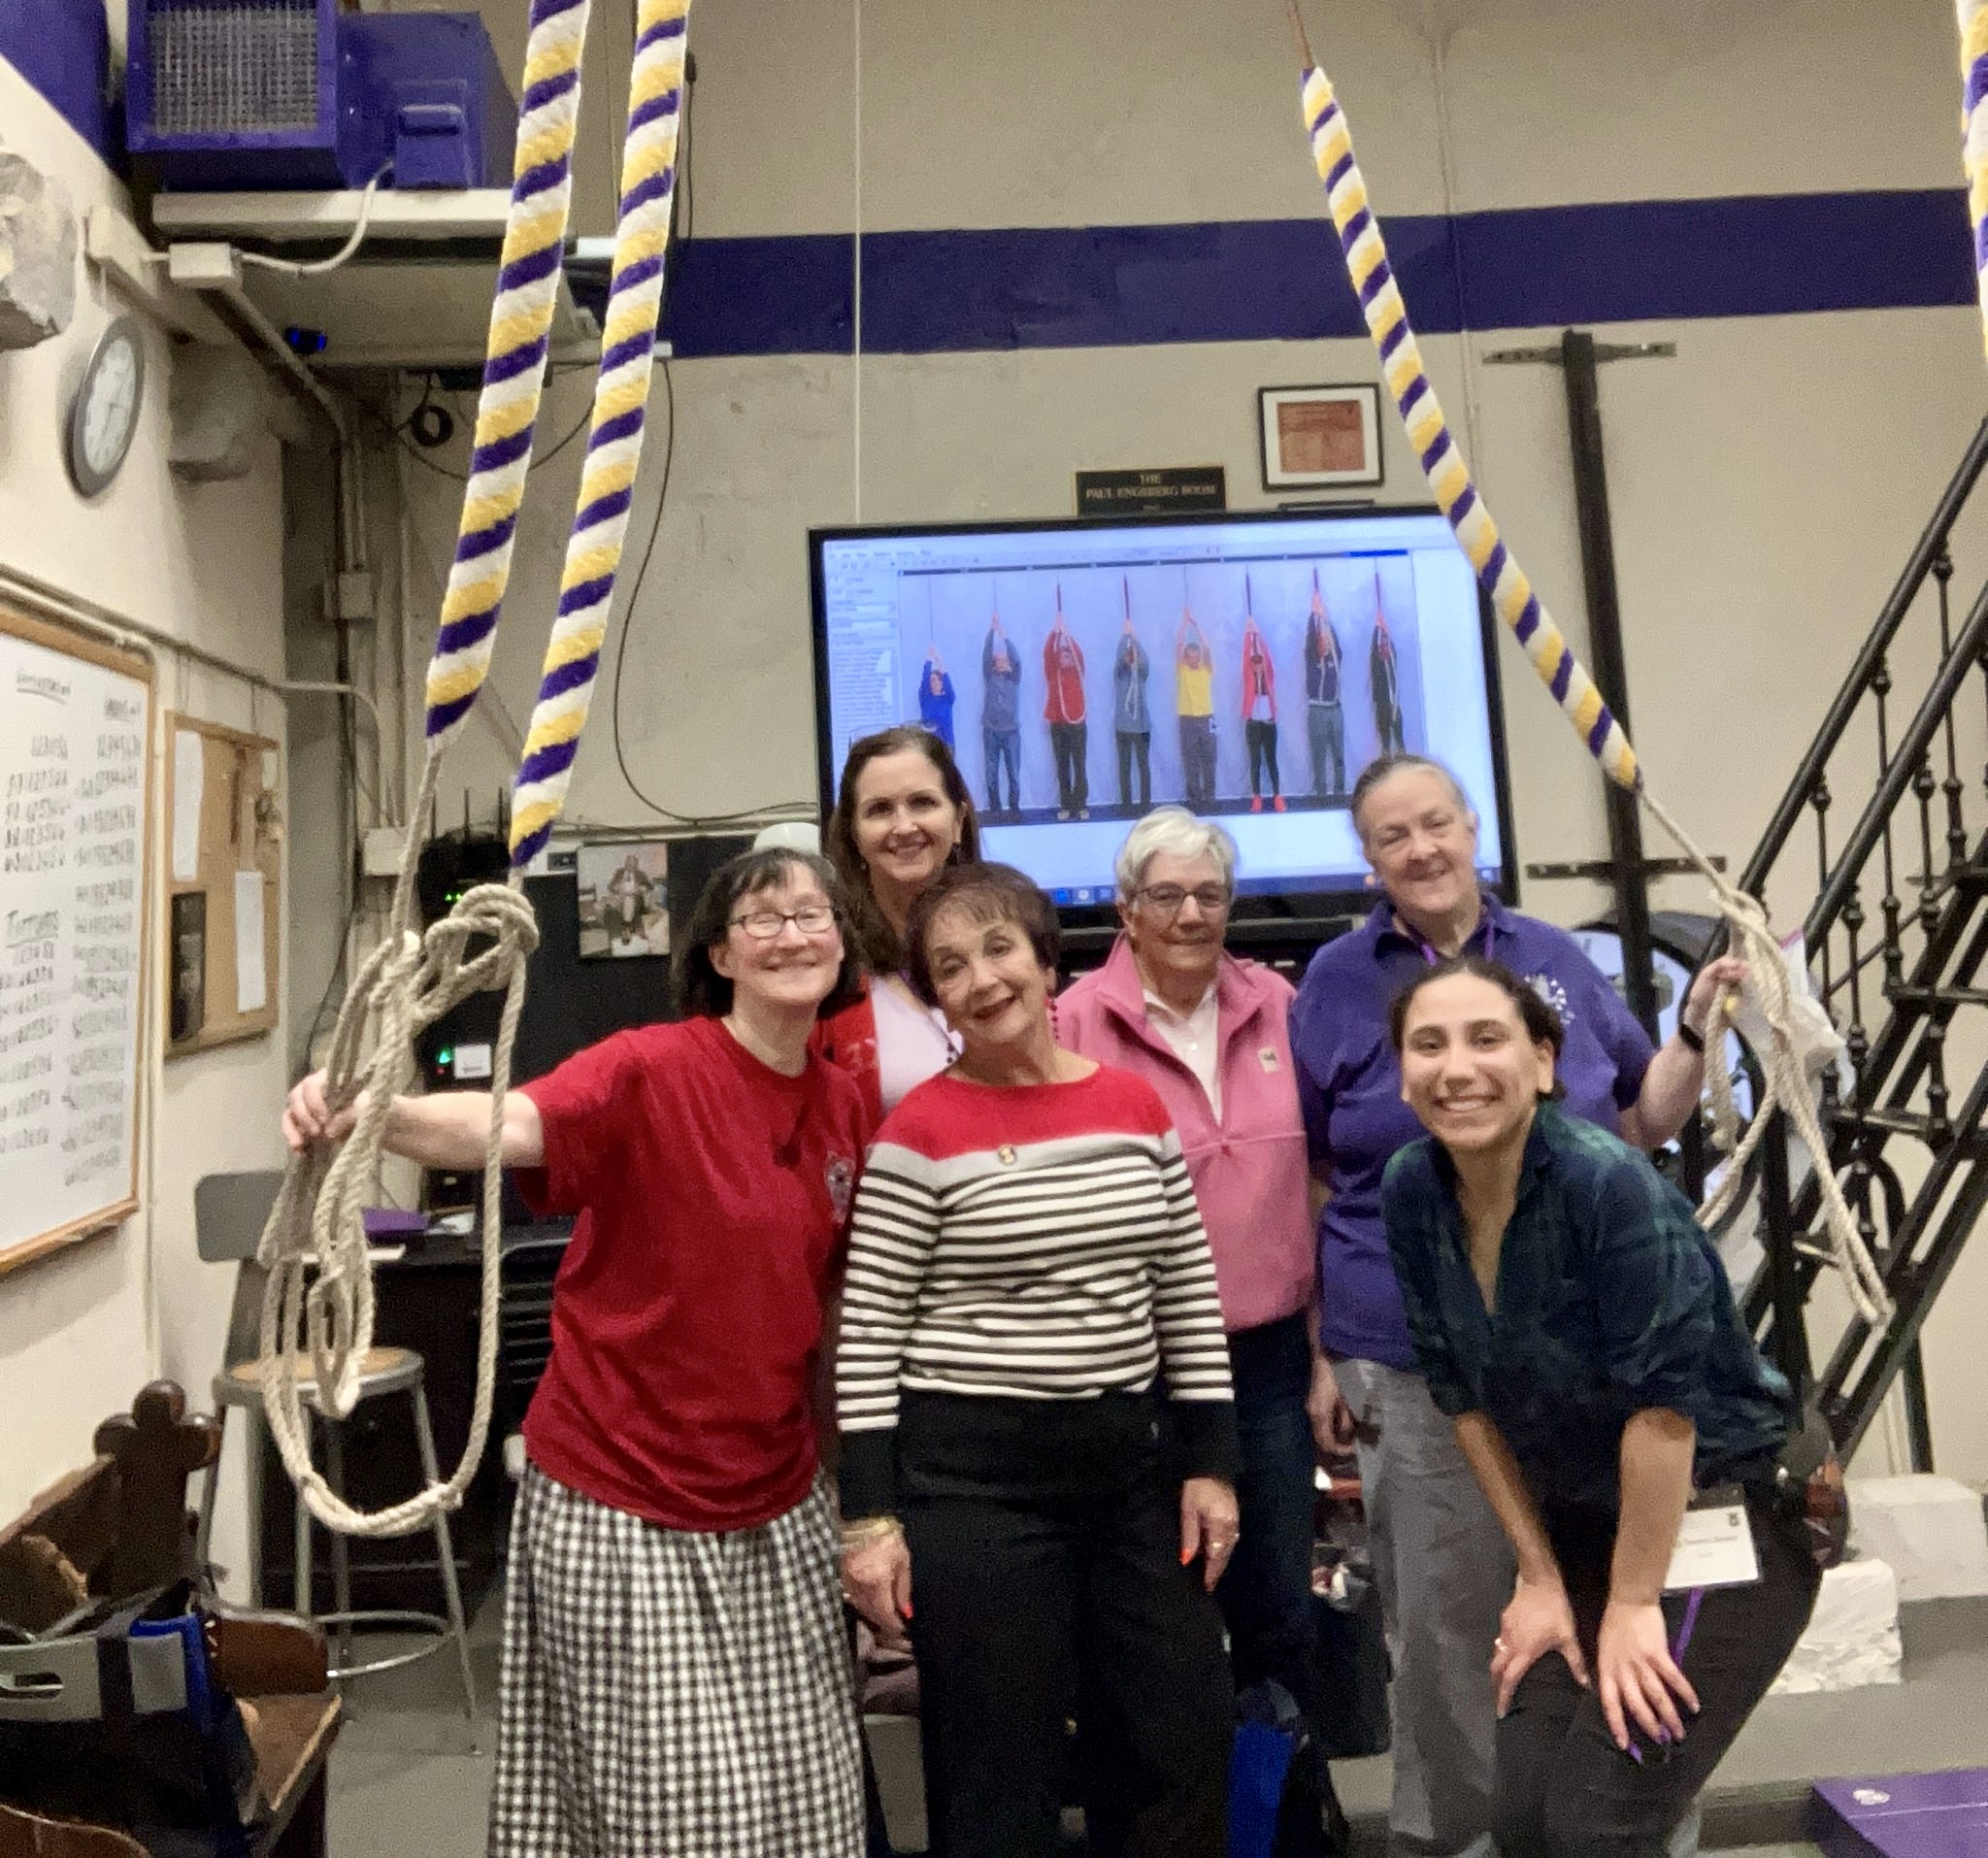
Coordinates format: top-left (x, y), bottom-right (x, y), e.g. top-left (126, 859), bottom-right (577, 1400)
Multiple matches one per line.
top-left (0, 57), bottom-right (287, 1584)
top-left (170, 0), bottom-right (1988, 1482)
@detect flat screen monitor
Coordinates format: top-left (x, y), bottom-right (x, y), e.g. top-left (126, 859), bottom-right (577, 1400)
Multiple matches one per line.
top-left (809, 507), bottom-right (1517, 940)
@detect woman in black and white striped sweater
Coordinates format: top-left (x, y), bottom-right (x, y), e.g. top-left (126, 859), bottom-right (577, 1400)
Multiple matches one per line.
top-left (837, 862), bottom-right (1241, 1858)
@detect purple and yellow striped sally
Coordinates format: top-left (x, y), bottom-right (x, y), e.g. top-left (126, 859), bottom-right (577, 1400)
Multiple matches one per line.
top-left (1961, 1), bottom-right (1988, 355)
top-left (423, 0), bottom-right (594, 751)
top-left (1284, 3), bottom-right (1639, 794)
top-left (510, 0), bottom-right (691, 868)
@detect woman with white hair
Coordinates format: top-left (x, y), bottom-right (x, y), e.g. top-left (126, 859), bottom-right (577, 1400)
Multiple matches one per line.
top-left (1059, 806), bottom-right (1342, 1852)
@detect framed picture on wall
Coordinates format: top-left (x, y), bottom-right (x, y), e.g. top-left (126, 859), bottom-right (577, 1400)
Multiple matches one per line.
top-left (1258, 383), bottom-right (1383, 491)
top-left (577, 841), bottom-right (671, 959)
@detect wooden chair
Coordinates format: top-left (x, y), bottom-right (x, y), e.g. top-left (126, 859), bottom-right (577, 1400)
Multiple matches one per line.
top-left (0, 1381), bottom-right (340, 1858)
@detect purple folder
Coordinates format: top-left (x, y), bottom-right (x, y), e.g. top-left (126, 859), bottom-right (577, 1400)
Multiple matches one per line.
top-left (1812, 1772), bottom-right (1988, 1858)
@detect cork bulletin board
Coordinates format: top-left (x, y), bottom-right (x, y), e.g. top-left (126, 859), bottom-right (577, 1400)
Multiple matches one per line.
top-left (164, 713), bottom-right (282, 1057)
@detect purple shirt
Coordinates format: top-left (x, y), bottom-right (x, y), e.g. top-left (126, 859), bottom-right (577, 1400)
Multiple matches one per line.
top-left (1291, 894), bottom-right (1655, 1370)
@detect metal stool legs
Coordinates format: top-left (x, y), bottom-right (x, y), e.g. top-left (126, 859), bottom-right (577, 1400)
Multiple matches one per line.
top-left (199, 1377), bottom-right (476, 1713)
top-left (193, 1403), bottom-right (225, 1578)
top-left (412, 1383), bottom-right (478, 1718)
top-left (323, 1419), bottom-right (354, 1677)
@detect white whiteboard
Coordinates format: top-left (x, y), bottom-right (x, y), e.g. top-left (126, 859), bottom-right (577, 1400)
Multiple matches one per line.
top-left (0, 608), bottom-right (150, 1271)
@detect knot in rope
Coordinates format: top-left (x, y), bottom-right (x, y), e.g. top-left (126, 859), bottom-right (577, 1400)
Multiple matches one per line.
top-left (255, 881), bottom-right (538, 1538)
top-left (1639, 794), bottom-right (1893, 1331)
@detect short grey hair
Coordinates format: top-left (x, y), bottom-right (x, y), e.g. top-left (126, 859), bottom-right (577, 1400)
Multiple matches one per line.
top-left (1349, 753), bottom-right (1476, 844)
top-left (1114, 807), bottom-right (1239, 901)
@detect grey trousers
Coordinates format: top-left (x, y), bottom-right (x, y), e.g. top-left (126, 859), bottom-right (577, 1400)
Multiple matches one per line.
top-left (1333, 1358), bottom-right (1700, 1858)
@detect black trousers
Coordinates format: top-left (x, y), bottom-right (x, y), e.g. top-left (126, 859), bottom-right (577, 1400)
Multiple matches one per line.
top-left (1179, 716), bottom-right (1216, 809)
top-left (1493, 1487), bottom-right (1820, 1858)
top-left (1051, 720), bottom-right (1090, 813)
top-left (899, 1390), bottom-right (1234, 1858)
top-left (1116, 730), bottom-right (1152, 809)
top-left (1245, 718), bottom-right (1280, 797)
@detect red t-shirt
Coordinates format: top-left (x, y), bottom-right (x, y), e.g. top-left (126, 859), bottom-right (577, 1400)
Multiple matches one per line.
top-left (514, 1015), bottom-right (867, 1532)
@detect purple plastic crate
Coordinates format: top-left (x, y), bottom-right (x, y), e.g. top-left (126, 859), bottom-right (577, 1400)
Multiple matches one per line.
top-left (127, 2), bottom-right (514, 193)
top-left (127, 0), bottom-right (342, 189)
top-left (338, 14), bottom-right (515, 192)
top-left (1811, 1772), bottom-right (1988, 1858)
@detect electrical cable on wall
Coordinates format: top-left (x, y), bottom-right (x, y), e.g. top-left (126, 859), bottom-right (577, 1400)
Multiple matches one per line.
top-left (597, 54), bottom-right (811, 831)
top-left (239, 162), bottom-right (395, 278)
top-left (851, 0), bottom-right (864, 526)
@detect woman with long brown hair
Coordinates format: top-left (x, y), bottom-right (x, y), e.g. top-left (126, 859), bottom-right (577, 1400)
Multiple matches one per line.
top-left (817, 724), bottom-right (983, 1125)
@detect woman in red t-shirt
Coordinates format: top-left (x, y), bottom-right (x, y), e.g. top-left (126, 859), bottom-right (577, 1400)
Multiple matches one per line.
top-left (282, 847), bottom-right (871, 1858)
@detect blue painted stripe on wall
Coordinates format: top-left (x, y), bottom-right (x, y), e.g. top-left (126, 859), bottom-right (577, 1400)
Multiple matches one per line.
top-left (651, 188), bottom-right (1974, 359)
top-left (1453, 189), bottom-right (1976, 327)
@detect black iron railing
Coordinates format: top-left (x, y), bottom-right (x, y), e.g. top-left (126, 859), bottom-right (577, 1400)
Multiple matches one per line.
top-left (1734, 415), bottom-right (1988, 1462)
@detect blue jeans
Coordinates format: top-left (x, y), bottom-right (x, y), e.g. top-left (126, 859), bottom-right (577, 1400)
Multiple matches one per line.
top-left (983, 727), bottom-right (1019, 812)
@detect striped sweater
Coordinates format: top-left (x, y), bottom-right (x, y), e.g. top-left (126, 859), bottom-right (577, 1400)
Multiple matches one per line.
top-left (836, 1063), bottom-right (1239, 1517)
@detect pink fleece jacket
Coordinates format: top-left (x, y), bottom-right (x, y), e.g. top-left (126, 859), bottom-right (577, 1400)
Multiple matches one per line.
top-left (1057, 937), bottom-right (1315, 1334)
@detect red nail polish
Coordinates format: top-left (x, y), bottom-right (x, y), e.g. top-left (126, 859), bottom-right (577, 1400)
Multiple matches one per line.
top-left (1180, 1547), bottom-right (1194, 1566)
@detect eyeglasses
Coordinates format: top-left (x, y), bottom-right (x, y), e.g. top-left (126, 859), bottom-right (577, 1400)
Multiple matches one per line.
top-left (730, 904), bottom-right (838, 940)
top-left (1135, 883), bottom-right (1233, 916)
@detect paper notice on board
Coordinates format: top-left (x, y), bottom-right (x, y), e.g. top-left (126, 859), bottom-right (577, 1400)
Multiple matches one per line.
top-left (173, 730), bottom-right (204, 880)
top-left (234, 871), bottom-right (267, 1012)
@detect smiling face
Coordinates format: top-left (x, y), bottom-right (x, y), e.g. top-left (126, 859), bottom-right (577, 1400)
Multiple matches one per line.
top-left (708, 868), bottom-right (845, 1016)
top-left (1398, 972), bottom-right (1555, 1155)
top-left (1122, 848), bottom-right (1228, 999)
top-left (922, 900), bottom-right (1053, 1064)
top-left (852, 745), bottom-right (966, 910)
top-left (1356, 764), bottom-right (1480, 925)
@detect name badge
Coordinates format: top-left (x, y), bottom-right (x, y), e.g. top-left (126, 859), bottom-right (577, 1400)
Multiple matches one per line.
top-left (1663, 1484), bottom-right (1761, 1593)
top-left (1258, 1046), bottom-right (1280, 1073)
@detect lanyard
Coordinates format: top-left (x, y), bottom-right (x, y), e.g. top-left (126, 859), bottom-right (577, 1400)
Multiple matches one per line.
top-left (1402, 909), bottom-right (1493, 967)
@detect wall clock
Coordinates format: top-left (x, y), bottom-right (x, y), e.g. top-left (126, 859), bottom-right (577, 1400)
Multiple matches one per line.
top-left (66, 316), bottom-right (146, 497)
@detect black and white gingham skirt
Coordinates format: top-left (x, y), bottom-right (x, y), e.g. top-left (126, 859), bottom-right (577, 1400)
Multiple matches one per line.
top-left (489, 1463), bottom-right (865, 1857)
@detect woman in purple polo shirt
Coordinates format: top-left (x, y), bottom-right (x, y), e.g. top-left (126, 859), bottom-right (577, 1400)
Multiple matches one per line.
top-left (1290, 754), bottom-right (1741, 1858)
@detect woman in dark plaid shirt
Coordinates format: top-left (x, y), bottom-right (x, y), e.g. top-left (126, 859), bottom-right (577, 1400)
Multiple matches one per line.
top-left (1379, 956), bottom-right (1818, 1858)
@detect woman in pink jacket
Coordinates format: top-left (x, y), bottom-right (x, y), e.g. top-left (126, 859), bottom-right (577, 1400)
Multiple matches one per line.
top-left (1058, 806), bottom-right (1342, 1854)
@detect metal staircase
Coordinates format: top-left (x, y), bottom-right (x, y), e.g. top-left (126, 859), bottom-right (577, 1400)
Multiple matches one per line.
top-left (1734, 415), bottom-right (1988, 1464)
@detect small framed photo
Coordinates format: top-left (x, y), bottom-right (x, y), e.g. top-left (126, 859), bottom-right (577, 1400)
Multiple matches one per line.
top-left (578, 841), bottom-right (670, 960)
top-left (1258, 383), bottom-right (1384, 491)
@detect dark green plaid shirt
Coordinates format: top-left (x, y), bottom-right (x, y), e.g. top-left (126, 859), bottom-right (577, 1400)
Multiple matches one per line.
top-left (1382, 1101), bottom-right (1790, 1511)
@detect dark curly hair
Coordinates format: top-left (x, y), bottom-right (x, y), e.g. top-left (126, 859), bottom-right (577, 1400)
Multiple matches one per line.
top-left (825, 726), bottom-right (981, 974)
top-left (903, 862), bottom-right (1059, 1010)
top-left (1386, 954), bottom-right (1566, 1101)
top-left (674, 847), bottom-right (865, 1020)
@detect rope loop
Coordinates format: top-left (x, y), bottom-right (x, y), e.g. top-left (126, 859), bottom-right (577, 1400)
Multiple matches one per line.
top-left (255, 880), bottom-right (537, 1537)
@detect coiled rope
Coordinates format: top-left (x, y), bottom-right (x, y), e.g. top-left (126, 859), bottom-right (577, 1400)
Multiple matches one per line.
top-left (1285, 2), bottom-right (1891, 1328)
top-left (256, 0), bottom-right (693, 1536)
